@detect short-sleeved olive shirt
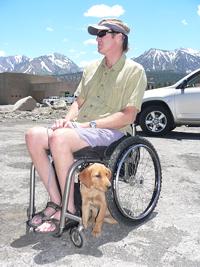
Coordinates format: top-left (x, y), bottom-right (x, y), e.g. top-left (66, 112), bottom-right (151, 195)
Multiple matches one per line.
top-left (75, 54), bottom-right (147, 134)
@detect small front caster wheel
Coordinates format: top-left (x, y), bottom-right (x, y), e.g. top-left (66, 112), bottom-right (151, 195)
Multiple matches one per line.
top-left (70, 227), bottom-right (85, 248)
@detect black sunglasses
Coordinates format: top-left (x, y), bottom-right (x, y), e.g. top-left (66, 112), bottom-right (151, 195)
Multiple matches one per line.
top-left (96, 30), bottom-right (118, 38)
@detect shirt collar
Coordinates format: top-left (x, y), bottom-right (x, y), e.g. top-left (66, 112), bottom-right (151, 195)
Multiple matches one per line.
top-left (101, 54), bottom-right (126, 71)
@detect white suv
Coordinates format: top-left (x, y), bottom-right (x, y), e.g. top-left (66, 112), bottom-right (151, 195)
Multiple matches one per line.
top-left (137, 68), bottom-right (200, 136)
top-left (42, 96), bottom-right (59, 106)
top-left (42, 95), bottom-right (75, 106)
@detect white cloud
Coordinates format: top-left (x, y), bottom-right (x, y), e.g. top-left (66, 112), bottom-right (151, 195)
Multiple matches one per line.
top-left (181, 19), bottom-right (188, 26)
top-left (0, 50), bottom-right (6, 56)
top-left (84, 4), bottom-right (125, 18)
top-left (83, 39), bottom-right (97, 45)
top-left (46, 26), bottom-right (54, 32)
top-left (197, 5), bottom-right (200, 16)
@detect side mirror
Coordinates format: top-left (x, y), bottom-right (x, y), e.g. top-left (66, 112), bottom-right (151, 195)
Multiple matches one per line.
top-left (177, 79), bottom-right (187, 89)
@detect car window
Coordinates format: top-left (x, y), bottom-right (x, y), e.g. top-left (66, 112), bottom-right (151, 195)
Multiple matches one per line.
top-left (186, 73), bottom-right (200, 88)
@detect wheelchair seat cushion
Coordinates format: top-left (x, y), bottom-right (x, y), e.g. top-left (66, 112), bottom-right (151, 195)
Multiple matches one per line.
top-left (73, 135), bottom-right (130, 160)
top-left (73, 146), bottom-right (107, 160)
top-left (104, 135), bottom-right (130, 157)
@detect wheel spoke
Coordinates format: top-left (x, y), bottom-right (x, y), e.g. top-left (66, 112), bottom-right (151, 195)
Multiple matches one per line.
top-left (146, 119), bottom-right (153, 125)
top-left (107, 136), bottom-right (162, 224)
top-left (158, 113), bottom-right (165, 120)
top-left (158, 122), bottom-right (165, 129)
top-left (150, 111), bottom-right (156, 118)
top-left (115, 145), bottom-right (158, 217)
top-left (152, 124), bottom-right (158, 132)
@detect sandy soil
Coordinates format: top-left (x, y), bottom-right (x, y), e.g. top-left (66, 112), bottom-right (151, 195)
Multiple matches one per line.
top-left (0, 115), bottom-right (200, 267)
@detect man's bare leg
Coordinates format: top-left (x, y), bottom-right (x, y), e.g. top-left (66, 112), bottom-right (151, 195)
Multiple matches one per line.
top-left (25, 127), bottom-right (62, 225)
top-left (34, 127), bottom-right (89, 232)
top-left (50, 128), bottom-right (89, 212)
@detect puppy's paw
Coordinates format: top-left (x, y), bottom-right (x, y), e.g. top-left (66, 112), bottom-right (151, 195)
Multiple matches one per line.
top-left (92, 228), bottom-right (101, 238)
top-left (83, 222), bottom-right (88, 229)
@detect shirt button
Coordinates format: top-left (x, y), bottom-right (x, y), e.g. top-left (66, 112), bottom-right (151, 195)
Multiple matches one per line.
top-left (90, 104), bottom-right (93, 107)
top-left (97, 96), bottom-right (100, 98)
top-left (83, 115), bottom-right (87, 118)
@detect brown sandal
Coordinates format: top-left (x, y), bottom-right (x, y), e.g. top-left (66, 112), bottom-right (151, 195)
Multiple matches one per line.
top-left (28, 201), bottom-right (61, 228)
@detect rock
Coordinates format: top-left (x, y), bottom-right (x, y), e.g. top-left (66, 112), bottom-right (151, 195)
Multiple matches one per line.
top-left (52, 99), bottom-right (67, 110)
top-left (13, 96), bottom-right (37, 111)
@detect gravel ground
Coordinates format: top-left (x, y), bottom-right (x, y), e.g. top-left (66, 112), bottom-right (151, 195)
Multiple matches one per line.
top-left (0, 108), bottom-right (200, 267)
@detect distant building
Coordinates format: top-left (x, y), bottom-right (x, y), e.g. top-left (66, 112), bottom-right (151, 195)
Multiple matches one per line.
top-left (0, 72), bottom-right (82, 105)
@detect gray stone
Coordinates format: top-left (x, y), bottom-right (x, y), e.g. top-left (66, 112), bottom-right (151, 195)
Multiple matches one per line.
top-left (52, 99), bottom-right (67, 110)
top-left (13, 96), bottom-right (37, 111)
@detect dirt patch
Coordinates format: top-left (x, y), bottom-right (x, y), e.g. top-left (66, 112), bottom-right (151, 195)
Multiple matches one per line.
top-left (0, 116), bottom-right (200, 267)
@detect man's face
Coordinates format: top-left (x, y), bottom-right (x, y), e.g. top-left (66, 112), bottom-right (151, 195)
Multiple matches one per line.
top-left (96, 30), bottom-right (118, 55)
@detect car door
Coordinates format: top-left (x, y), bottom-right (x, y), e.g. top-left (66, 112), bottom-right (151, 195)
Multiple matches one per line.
top-left (174, 72), bottom-right (200, 122)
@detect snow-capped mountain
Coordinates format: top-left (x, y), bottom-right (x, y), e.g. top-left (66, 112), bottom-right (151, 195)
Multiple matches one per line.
top-left (0, 48), bottom-right (200, 75)
top-left (0, 55), bottom-right (29, 72)
top-left (0, 53), bottom-right (80, 75)
top-left (134, 48), bottom-right (200, 73)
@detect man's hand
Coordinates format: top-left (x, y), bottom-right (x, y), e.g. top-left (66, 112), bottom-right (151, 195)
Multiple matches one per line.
top-left (51, 119), bottom-right (74, 130)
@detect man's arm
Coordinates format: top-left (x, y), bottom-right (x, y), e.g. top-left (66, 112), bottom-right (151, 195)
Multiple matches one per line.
top-left (64, 96), bottom-right (85, 121)
top-left (80, 106), bottom-right (138, 129)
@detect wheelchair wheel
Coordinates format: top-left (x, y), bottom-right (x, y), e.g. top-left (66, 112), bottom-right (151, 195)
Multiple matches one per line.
top-left (70, 227), bottom-right (85, 248)
top-left (106, 136), bottom-right (162, 225)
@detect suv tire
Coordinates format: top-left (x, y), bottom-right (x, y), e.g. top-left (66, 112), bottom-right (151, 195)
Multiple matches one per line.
top-left (139, 105), bottom-right (174, 136)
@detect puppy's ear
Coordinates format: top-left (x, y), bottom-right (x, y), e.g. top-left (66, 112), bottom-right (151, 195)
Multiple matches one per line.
top-left (104, 166), bottom-right (112, 180)
top-left (79, 168), bottom-right (92, 188)
top-left (106, 167), bottom-right (112, 180)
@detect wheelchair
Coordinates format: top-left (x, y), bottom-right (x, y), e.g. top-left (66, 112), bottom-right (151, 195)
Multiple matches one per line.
top-left (26, 126), bottom-right (162, 248)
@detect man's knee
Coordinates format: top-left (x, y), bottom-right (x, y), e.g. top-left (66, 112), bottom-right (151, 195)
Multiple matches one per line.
top-left (25, 127), bottom-right (46, 145)
top-left (49, 128), bottom-right (88, 152)
top-left (49, 128), bottom-right (70, 148)
top-left (26, 127), bottom-right (36, 142)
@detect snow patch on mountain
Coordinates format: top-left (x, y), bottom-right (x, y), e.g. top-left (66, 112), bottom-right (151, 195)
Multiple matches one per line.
top-left (0, 49), bottom-right (199, 75)
top-left (134, 48), bottom-right (200, 73)
top-left (0, 52), bottom-right (80, 75)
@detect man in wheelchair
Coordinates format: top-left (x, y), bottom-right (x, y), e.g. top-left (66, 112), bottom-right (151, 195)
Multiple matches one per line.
top-left (25, 18), bottom-right (147, 233)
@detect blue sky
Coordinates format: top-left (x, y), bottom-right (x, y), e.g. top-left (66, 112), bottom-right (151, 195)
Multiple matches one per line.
top-left (0, 0), bottom-right (200, 67)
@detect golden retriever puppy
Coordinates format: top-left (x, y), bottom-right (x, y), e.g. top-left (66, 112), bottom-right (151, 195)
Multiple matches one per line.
top-left (79, 163), bottom-right (117, 237)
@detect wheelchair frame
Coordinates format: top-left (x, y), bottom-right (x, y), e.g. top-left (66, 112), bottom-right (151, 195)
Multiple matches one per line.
top-left (27, 125), bottom-right (162, 247)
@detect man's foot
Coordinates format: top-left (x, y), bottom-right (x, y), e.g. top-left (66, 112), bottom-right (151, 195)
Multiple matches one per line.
top-left (34, 210), bottom-right (79, 233)
top-left (35, 210), bottom-right (61, 233)
top-left (28, 201), bottom-right (61, 228)
top-left (35, 218), bottom-right (59, 233)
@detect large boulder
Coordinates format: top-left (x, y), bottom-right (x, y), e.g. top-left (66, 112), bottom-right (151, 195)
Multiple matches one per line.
top-left (52, 99), bottom-right (67, 110)
top-left (13, 96), bottom-right (37, 111)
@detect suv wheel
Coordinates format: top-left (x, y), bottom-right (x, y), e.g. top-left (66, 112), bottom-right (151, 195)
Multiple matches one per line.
top-left (139, 105), bottom-right (174, 136)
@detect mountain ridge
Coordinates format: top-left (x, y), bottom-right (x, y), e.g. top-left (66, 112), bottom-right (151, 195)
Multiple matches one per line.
top-left (0, 52), bottom-right (80, 75)
top-left (133, 48), bottom-right (200, 73)
top-left (0, 48), bottom-right (200, 75)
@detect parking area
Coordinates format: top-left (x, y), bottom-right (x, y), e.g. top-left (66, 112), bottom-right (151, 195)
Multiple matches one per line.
top-left (0, 121), bottom-right (200, 267)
